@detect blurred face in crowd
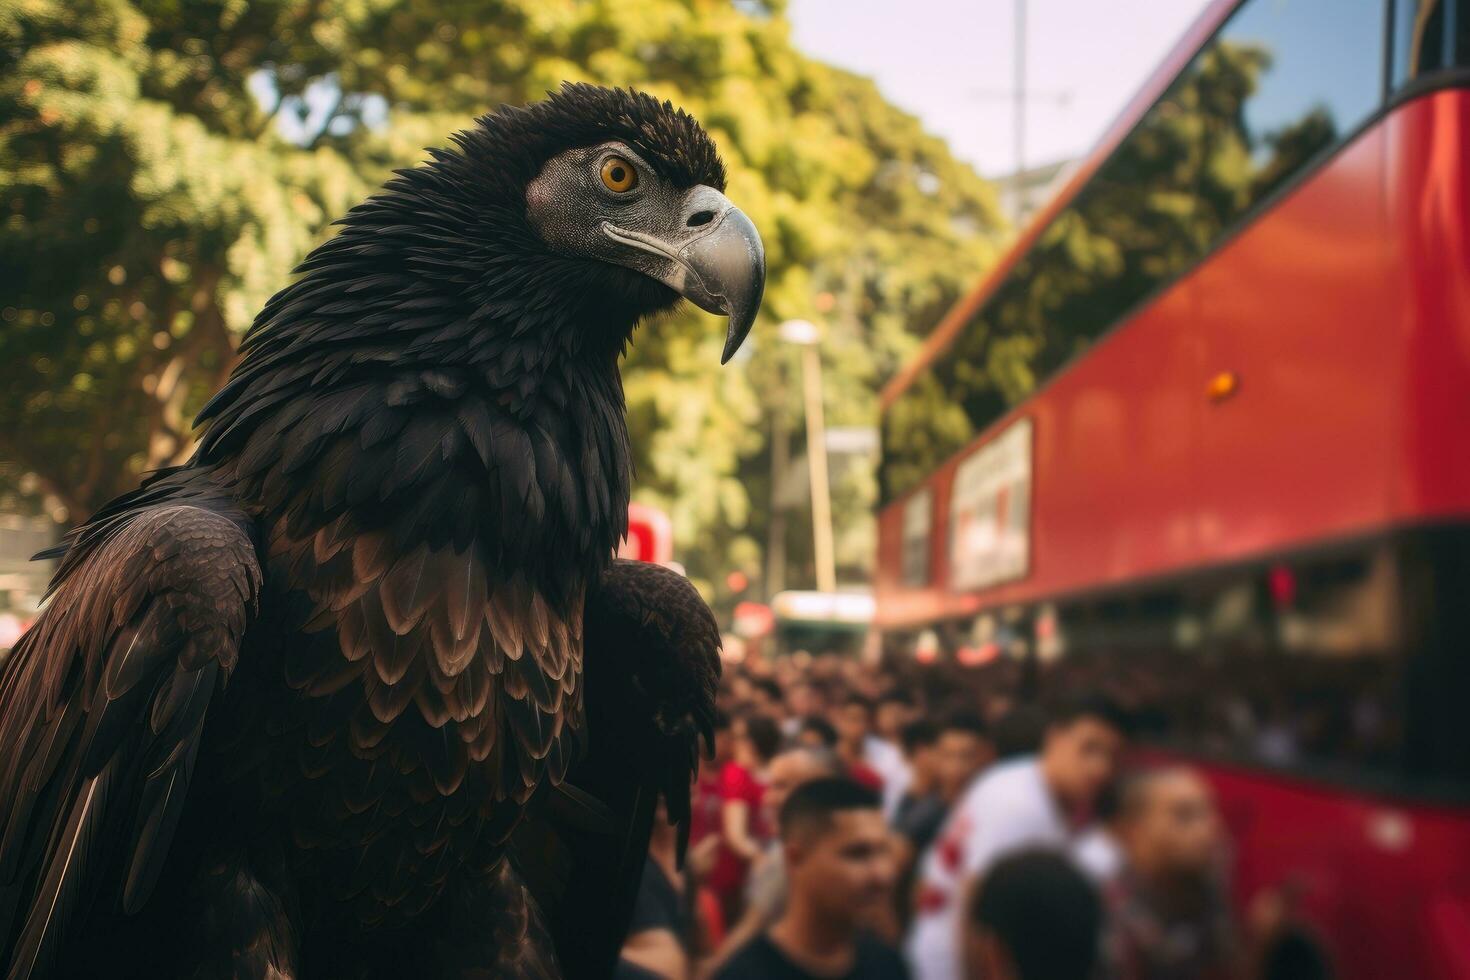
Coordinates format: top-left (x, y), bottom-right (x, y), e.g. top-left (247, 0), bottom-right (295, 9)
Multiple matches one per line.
top-left (764, 750), bottom-right (834, 826)
top-left (797, 728), bottom-right (828, 751)
top-left (785, 808), bottom-right (895, 928)
top-left (875, 701), bottom-right (912, 741)
top-left (787, 683), bottom-right (825, 720)
top-left (730, 716), bottom-right (754, 764)
top-left (1124, 770), bottom-right (1222, 881)
top-left (906, 740), bottom-right (940, 788)
top-left (749, 689), bottom-right (780, 720)
top-left (982, 694), bottom-right (1014, 725)
top-left (773, 660), bottom-right (799, 687)
top-left (935, 730), bottom-right (993, 801)
top-left (1041, 716), bottom-right (1125, 812)
top-left (835, 702), bottom-right (870, 749)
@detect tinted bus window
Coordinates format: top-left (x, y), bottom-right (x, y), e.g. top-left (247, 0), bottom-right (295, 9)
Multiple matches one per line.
top-left (1206, 0), bottom-right (1383, 213)
top-left (880, 0), bottom-right (1386, 504)
top-left (1393, 0), bottom-right (1470, 84)
top-left (1052, 550), bottom-right (1402, 776)
top-left (1039, 530), bottom-right (1470, 792)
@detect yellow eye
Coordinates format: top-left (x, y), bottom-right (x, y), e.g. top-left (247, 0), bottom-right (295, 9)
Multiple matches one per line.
top-left (600, 156), bottom-right (638, 193)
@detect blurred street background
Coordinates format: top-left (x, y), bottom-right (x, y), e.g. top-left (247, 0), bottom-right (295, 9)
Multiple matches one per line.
top-left (4, 1), bottom-right (1470, 979)
top-left (0, 0), bottom-right (1211, 621)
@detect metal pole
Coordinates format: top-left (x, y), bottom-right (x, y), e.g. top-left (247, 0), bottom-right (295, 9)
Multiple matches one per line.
top-left (801, 344), bottom-right (837, 594)
top-left (766, 409), bottom-right (788, 598)
top-left (1013, 0), bottom-right (1027, 226)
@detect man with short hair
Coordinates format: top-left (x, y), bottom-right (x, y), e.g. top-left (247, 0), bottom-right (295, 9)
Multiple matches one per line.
top-left (907, 694), bottom-right (1129, 980)
top-left (749, 676), bottom-right (787, 720)
top-left (893, 719), bottom-right (946, 858)
top-left (870, 691), bottom-right (918, 818)
top-left (709, 747), bottom-right (846, 971)
top-left (745, 747), bottom-right (845, 919)
top-left (932, 710), bottom-right (994, 805)
top-left (891, 719), bottom-right (945, 929)
top-left (714, 779), bottom-right (909, 980)
top-left (799, 715), bottom-right (841, 752)
top-left (1103, 768), bottom-right (1235, 980)
top-left (963, 849), bottom-right (1102, 980)
top-left (833, 695), bottom-right (887, 794)
top-left (875, 691), bottom-right (917, 743)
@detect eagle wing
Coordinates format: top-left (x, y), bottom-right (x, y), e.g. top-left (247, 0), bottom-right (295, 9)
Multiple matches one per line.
top-left (536, 558), bottom-right (721, 977)
top-left (0, 500), bottom-right (260, 980)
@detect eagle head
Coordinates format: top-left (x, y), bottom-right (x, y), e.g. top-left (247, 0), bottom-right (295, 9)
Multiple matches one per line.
top-left (452, 83), bottom-right (765, 364)
top-left (194, 85), bottom-right (765, 487)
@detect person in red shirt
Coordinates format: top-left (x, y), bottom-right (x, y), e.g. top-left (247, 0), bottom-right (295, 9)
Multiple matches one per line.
top-left (709, 713), bottom-right (783, 922)
top-left (849, 760), bottom-right (885, 793)
top-left (691, 711), bottom-right (736, 851)
top-left (687, 711), bottom-right (737, 948)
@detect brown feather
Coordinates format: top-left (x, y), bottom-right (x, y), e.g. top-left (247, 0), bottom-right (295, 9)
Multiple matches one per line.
top-left (380, 544), bottom-right (434, 634)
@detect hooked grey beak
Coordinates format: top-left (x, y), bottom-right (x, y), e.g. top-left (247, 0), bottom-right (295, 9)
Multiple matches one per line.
top-left (602, 186), bottom-right (765, 364)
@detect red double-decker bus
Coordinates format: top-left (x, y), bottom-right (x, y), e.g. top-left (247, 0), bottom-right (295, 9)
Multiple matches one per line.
top-left (875, 1), bottom-right (1470, 976)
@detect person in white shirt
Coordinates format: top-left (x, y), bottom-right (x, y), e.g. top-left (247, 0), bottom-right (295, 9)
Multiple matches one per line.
top-left (905, 694), bottom-right (1128, 980)
top-left (1071, 776), bottom-right (1125, 887)
top-left (866, 733), bottom-right (911, 822)
top-left (1073, 823), bottom-right (1125, 886)
top-left (870, 692), bottom-right (919, 819)
top-left (833, 694), bottom-right (908, 812)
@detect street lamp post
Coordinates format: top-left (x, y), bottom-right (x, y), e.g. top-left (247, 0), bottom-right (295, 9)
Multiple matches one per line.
top-left (779, 319), bottom-right (836, 594)
top-left (765, 404), bottom-right (788, 598)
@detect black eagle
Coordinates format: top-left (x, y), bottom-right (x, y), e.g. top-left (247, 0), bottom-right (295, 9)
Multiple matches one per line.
top-left (0, 83), bottom-right (764, 979)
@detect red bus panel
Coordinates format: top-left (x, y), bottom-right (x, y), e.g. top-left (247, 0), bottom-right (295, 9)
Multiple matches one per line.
top-left (1149, 754), bottom-right (1470, 980)
top-left (875, 90), bottom-right (1470, 630)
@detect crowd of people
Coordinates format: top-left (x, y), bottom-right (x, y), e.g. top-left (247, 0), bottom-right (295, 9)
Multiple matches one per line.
top-left (614, 652), bottom-right (1328, 980)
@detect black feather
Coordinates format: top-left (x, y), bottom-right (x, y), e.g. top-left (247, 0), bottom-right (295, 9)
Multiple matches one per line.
top-left (1, 83), bottom-right (730, 978)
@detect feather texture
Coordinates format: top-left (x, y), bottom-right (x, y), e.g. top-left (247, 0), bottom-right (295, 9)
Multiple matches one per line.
top-left (1, 82), bottom-right (728, 978)
top-left (0, 500), bottom-right (259, 979)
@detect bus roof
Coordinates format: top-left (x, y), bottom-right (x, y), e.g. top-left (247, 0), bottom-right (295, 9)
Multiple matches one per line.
top-left (879, 0), bottom-right (1240, 411)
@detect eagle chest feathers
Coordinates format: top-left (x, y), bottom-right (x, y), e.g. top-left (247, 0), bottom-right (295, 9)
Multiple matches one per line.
top-left (213, 363), bottom-right (630, 910)
top-left (272, 526), bottom-right (586, 804)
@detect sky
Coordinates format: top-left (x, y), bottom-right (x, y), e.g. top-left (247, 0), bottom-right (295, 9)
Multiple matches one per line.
top-left (788, 0), bottom-right (1216, 178)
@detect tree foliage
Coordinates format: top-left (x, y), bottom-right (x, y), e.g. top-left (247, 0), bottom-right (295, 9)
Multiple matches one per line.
top-left (0, 0), bottom-right (1003, 603)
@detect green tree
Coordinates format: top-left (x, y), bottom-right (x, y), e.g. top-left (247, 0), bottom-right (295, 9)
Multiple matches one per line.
top-left (0, 0), bottom-right (1003, 604)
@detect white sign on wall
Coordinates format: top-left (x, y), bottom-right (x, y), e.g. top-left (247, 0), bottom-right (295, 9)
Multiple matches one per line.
top-left (949, 417), bottom-right (1032, 592)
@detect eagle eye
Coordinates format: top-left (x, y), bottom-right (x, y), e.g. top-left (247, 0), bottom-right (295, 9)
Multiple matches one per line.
top-left (600, 156), bottom-right (638, 193)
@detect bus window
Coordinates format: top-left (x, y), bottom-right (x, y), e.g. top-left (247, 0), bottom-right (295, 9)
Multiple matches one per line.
top-left (1200, 0), bottom-right (1383, 215)
top-left (1046, 532), bottom-right (1470, 792)
top-left (880, 0), bottom-right (1388, 506)
top-left (1393, 0), bottom-right (1470, 84)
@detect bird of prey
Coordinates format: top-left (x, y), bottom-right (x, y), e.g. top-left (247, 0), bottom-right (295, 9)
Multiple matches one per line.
top-left (0, 83), bottom-right (764, 979)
